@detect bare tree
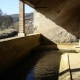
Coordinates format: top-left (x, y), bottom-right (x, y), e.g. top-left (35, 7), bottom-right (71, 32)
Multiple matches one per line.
top-left (0, 9), bottom-right (3, 16)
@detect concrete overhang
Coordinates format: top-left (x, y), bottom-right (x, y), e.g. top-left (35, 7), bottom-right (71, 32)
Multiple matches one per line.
top-left (20, 0), bottom-right (35, 8)
top-left (20, 0), bottom-right (48, 9)
top-left (20, 0), bottom-right (80, 12)
top-left (21, 0), bottom-right (80, 21)
top-left (20, 0), bottom-right (80, 23)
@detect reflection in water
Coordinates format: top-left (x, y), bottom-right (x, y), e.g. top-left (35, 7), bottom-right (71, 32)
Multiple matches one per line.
top-left (0, 50), bottom-right (63, 80)
top-left (25, 50), bottom-right (61, 80)
top-left (26, 68), bottom-right (34, 80)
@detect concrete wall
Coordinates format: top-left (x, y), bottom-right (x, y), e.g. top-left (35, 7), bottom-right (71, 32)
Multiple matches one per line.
top-left (0, 34), bottom-right (40, 76)
top-left (39, 43), bottom-right (78, 51)
top-left (34, 0), bottom-right (80, 43)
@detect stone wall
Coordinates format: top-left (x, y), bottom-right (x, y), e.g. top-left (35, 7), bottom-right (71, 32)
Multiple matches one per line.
top-left (0, 34), bottom-right (40, 76)
top-left (34, 0), bottom-right (80, 43)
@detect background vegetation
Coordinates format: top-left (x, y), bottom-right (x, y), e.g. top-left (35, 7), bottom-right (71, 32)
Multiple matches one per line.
top-left (0, 9), bottom-right (33, 39)
top-left (0, 9), bottom-right (13, 30)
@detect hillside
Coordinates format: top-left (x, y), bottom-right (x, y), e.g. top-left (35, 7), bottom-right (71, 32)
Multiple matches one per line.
top-left (10, 12), bottom-right (33, 22)
top-left (0, 10), bottom-right (33, 39)
top-left (9, 12), bottom-right (34, 34)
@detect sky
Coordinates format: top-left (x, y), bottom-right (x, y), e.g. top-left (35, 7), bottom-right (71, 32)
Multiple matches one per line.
top-left (0, 0), bottom-right (34, 15)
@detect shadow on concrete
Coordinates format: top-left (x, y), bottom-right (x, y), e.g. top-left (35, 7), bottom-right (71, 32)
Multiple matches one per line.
top-left (59, 69), bottom-right (70, 76)
top-left (59, 67), bottom-right (80, 80)
top-left (40, 34), bottom-right (57, 45)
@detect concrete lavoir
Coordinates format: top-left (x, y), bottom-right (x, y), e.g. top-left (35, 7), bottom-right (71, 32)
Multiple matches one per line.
top-left (1, 0), bottom-right (80, 79)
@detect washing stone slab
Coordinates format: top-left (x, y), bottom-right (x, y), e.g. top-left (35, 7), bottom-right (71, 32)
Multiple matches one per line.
top-left (59, 53), bottom-right (80, 80)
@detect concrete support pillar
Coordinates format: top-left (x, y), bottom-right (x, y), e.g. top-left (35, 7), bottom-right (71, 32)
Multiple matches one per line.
top-left (18, 0), bottom-right (25, 36)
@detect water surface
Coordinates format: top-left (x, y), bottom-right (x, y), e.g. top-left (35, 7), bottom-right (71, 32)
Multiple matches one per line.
top-left (0, 50), bottom-right (65, 80)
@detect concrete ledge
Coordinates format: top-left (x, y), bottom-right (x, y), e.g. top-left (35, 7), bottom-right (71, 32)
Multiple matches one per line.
top-left (74, 45), bottom-right (80, 52)
top-left (18, 33), bottom-right (26, 36)
top-left (59, 53), bottom-right (71, 80)
top-left (59, 53), bottom-right (80, 80)
top-left (39, 44), bottom-right (76, 51)
top-left (69, 53), bottom-right (80, 80)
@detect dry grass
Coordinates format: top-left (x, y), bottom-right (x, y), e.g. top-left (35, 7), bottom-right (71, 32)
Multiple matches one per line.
top-left (0, 29), bottom-right (18, 39)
